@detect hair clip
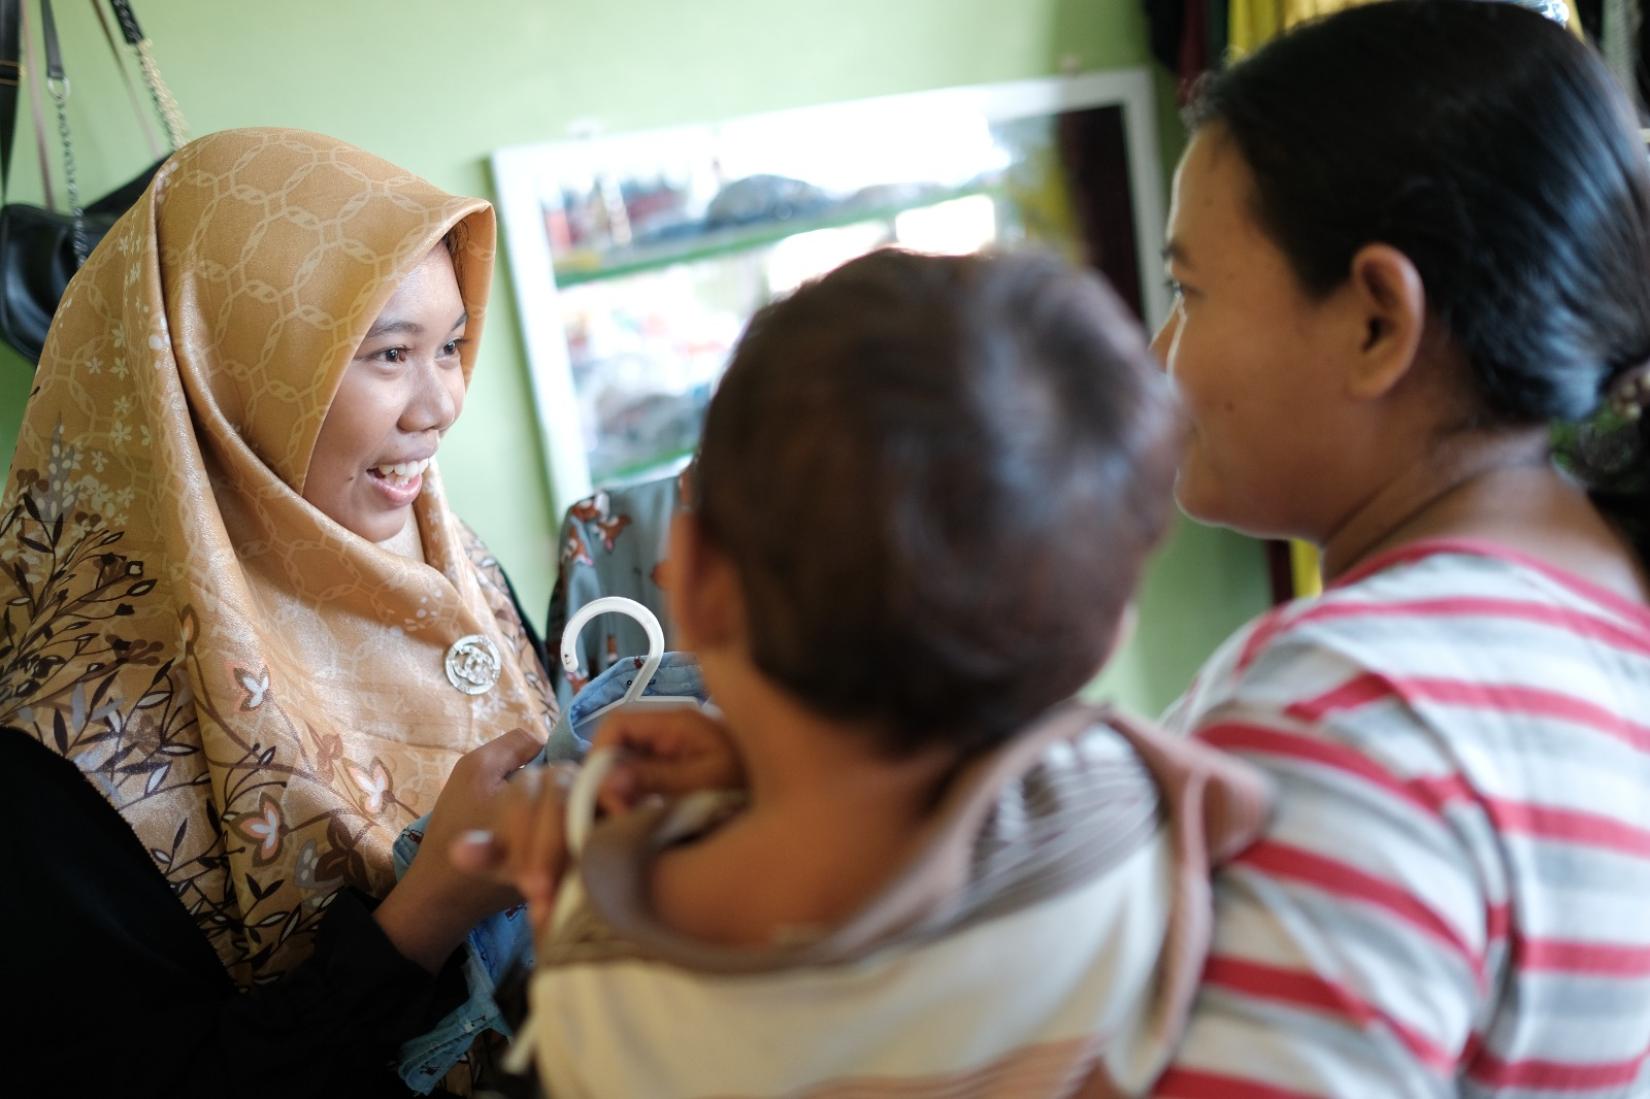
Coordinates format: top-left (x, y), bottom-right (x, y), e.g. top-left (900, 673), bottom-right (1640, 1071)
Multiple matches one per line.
top-left (1517, 0), bottom-right (1571, 24)
top-left (1606, 361), bottom-right (1650, 422)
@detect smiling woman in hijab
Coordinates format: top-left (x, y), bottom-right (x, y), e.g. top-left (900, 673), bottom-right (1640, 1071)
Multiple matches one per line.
top-left (0, 128), bottom-right (556, 1097)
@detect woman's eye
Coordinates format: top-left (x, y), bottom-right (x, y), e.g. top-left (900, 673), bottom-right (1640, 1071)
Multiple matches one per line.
top-left (440, 340), bottom-right (461, 357)
top-left (378, 347), bottom-right (407, 364)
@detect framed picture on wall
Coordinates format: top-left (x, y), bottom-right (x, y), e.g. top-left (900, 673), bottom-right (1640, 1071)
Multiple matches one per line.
top-left (492, 69), bottom-right (1167, 512)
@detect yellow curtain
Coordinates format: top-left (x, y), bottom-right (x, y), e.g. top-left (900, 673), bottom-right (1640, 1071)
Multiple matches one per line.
top-left (1229, 0), bottom-right (1583, 58)
top-left (1290, 539), bottom-right (1323, 598)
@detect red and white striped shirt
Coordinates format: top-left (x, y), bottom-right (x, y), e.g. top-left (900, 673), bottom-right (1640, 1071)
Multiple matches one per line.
top-left (1155, 538), bottom-right (1650, 1099)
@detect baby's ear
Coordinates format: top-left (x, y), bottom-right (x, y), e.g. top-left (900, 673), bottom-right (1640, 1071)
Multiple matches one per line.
top-left (1112, 602), bottom-right (1139, 654)
top-left (666, 513), bottom-right (746, 651)
top-left (1091, 602), bottom-right (1139, 678)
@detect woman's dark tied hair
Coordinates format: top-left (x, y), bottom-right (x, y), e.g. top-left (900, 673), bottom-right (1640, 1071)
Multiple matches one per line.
top-left (692, 248), bottom-right (1181, 757)
top-left (1189, 0), bottom-right (1650, 556)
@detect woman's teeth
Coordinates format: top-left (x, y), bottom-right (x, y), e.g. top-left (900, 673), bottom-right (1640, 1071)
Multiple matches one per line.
top-left (370, 457), bottom-right (430, 486)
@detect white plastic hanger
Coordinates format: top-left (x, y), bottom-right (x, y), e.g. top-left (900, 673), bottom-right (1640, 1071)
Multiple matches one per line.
top-left (499, 742), bottom-right (620, 1075)
top-left (559, 595), bottom-right (698, 726)
top-left (506, 599), bottom-right (728, 1076)
top-left (504, 599), bottom-right (691, 1075)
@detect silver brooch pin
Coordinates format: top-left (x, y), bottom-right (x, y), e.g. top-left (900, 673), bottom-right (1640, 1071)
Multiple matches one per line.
top-left (445, 634), bottom-right (502, 695)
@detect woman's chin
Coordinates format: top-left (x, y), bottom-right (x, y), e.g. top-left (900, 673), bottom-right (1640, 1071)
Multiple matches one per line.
top-left (1172, 470), bottom-right (1222, 526)
top-left (340, 506), bottom-right (413, 545)
top-left (1172, 475), bottom-right (1267, 538)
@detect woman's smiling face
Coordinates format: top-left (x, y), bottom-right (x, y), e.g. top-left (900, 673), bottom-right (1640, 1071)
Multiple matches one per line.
top-left (302, 244), bottom-right (469, 543)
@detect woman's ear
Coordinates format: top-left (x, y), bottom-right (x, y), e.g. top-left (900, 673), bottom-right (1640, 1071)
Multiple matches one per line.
top-left (1343, 243), bottom-right (1427, 401)
top-left (665, 512), bottom-right (745, 652)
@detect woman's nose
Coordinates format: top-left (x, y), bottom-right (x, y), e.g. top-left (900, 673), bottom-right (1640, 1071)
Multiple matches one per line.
top-left (402, 358), bottom-right (461, 435)
top-left (1148, 310), bottom-right (1179, 372)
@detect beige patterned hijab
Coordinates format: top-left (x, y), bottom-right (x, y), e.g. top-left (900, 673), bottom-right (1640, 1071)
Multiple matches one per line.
top-left (0, 128), bottom-right (556, 983)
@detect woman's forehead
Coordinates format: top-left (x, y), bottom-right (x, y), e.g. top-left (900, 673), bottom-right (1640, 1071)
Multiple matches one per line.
top-left (1169, 134), bottom-right (1271, 262)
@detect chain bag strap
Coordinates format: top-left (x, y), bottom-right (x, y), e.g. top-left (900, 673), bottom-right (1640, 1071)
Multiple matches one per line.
top-left (90, 0), bottom-right (160, 160)
top-left (107, 0), bottom-right (184, 148)
top-left (36, 0), bottom-right (85, 262)
top-left (0, 0), bottom-right (184, 362)
top-left (0, 0), bottom-right (19, 198)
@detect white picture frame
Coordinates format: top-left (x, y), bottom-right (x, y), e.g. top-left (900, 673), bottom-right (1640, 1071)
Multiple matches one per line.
top-left (493, 68), bottom-right (1166, 513)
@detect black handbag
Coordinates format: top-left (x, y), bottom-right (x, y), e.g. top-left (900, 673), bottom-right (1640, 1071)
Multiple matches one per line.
top-left (0, 0), bottom-right (183, 363)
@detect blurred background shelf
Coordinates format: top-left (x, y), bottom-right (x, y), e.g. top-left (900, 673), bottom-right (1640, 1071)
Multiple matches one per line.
top-left (553, 184), bottom-right (999, 287)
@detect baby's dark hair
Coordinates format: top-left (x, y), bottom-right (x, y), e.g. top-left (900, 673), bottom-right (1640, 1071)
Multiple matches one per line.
top-left (693, 248), bottom-right (1181, 757)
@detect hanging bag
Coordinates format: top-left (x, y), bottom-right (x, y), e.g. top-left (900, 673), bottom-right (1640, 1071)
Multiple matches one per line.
top-left (0, 0), bottom-right (185, 363)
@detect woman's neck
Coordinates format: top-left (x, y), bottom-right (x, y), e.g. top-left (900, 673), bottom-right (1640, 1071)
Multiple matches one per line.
top-left (377, 514), bottom-right (425, 562)
top-left (1317, 427), bottom-right (1650, 602)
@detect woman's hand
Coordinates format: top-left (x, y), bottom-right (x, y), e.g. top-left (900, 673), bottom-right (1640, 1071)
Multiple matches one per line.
top-left (429, 707), bottom-right (741, 942)
top-left (450, 762), bottom-right (578, 937)
top-left (443, 706), bottom-right (744, 936)
top-left (496, 765), bottom-right (578, 912)
top-left (373, 728), bottom-right (543, 973)
top-left (590, 706), bottom-right (744, 815)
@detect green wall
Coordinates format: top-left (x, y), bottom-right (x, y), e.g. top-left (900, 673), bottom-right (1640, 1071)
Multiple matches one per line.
top-left (0, 0), bottom-right (1266, 715)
